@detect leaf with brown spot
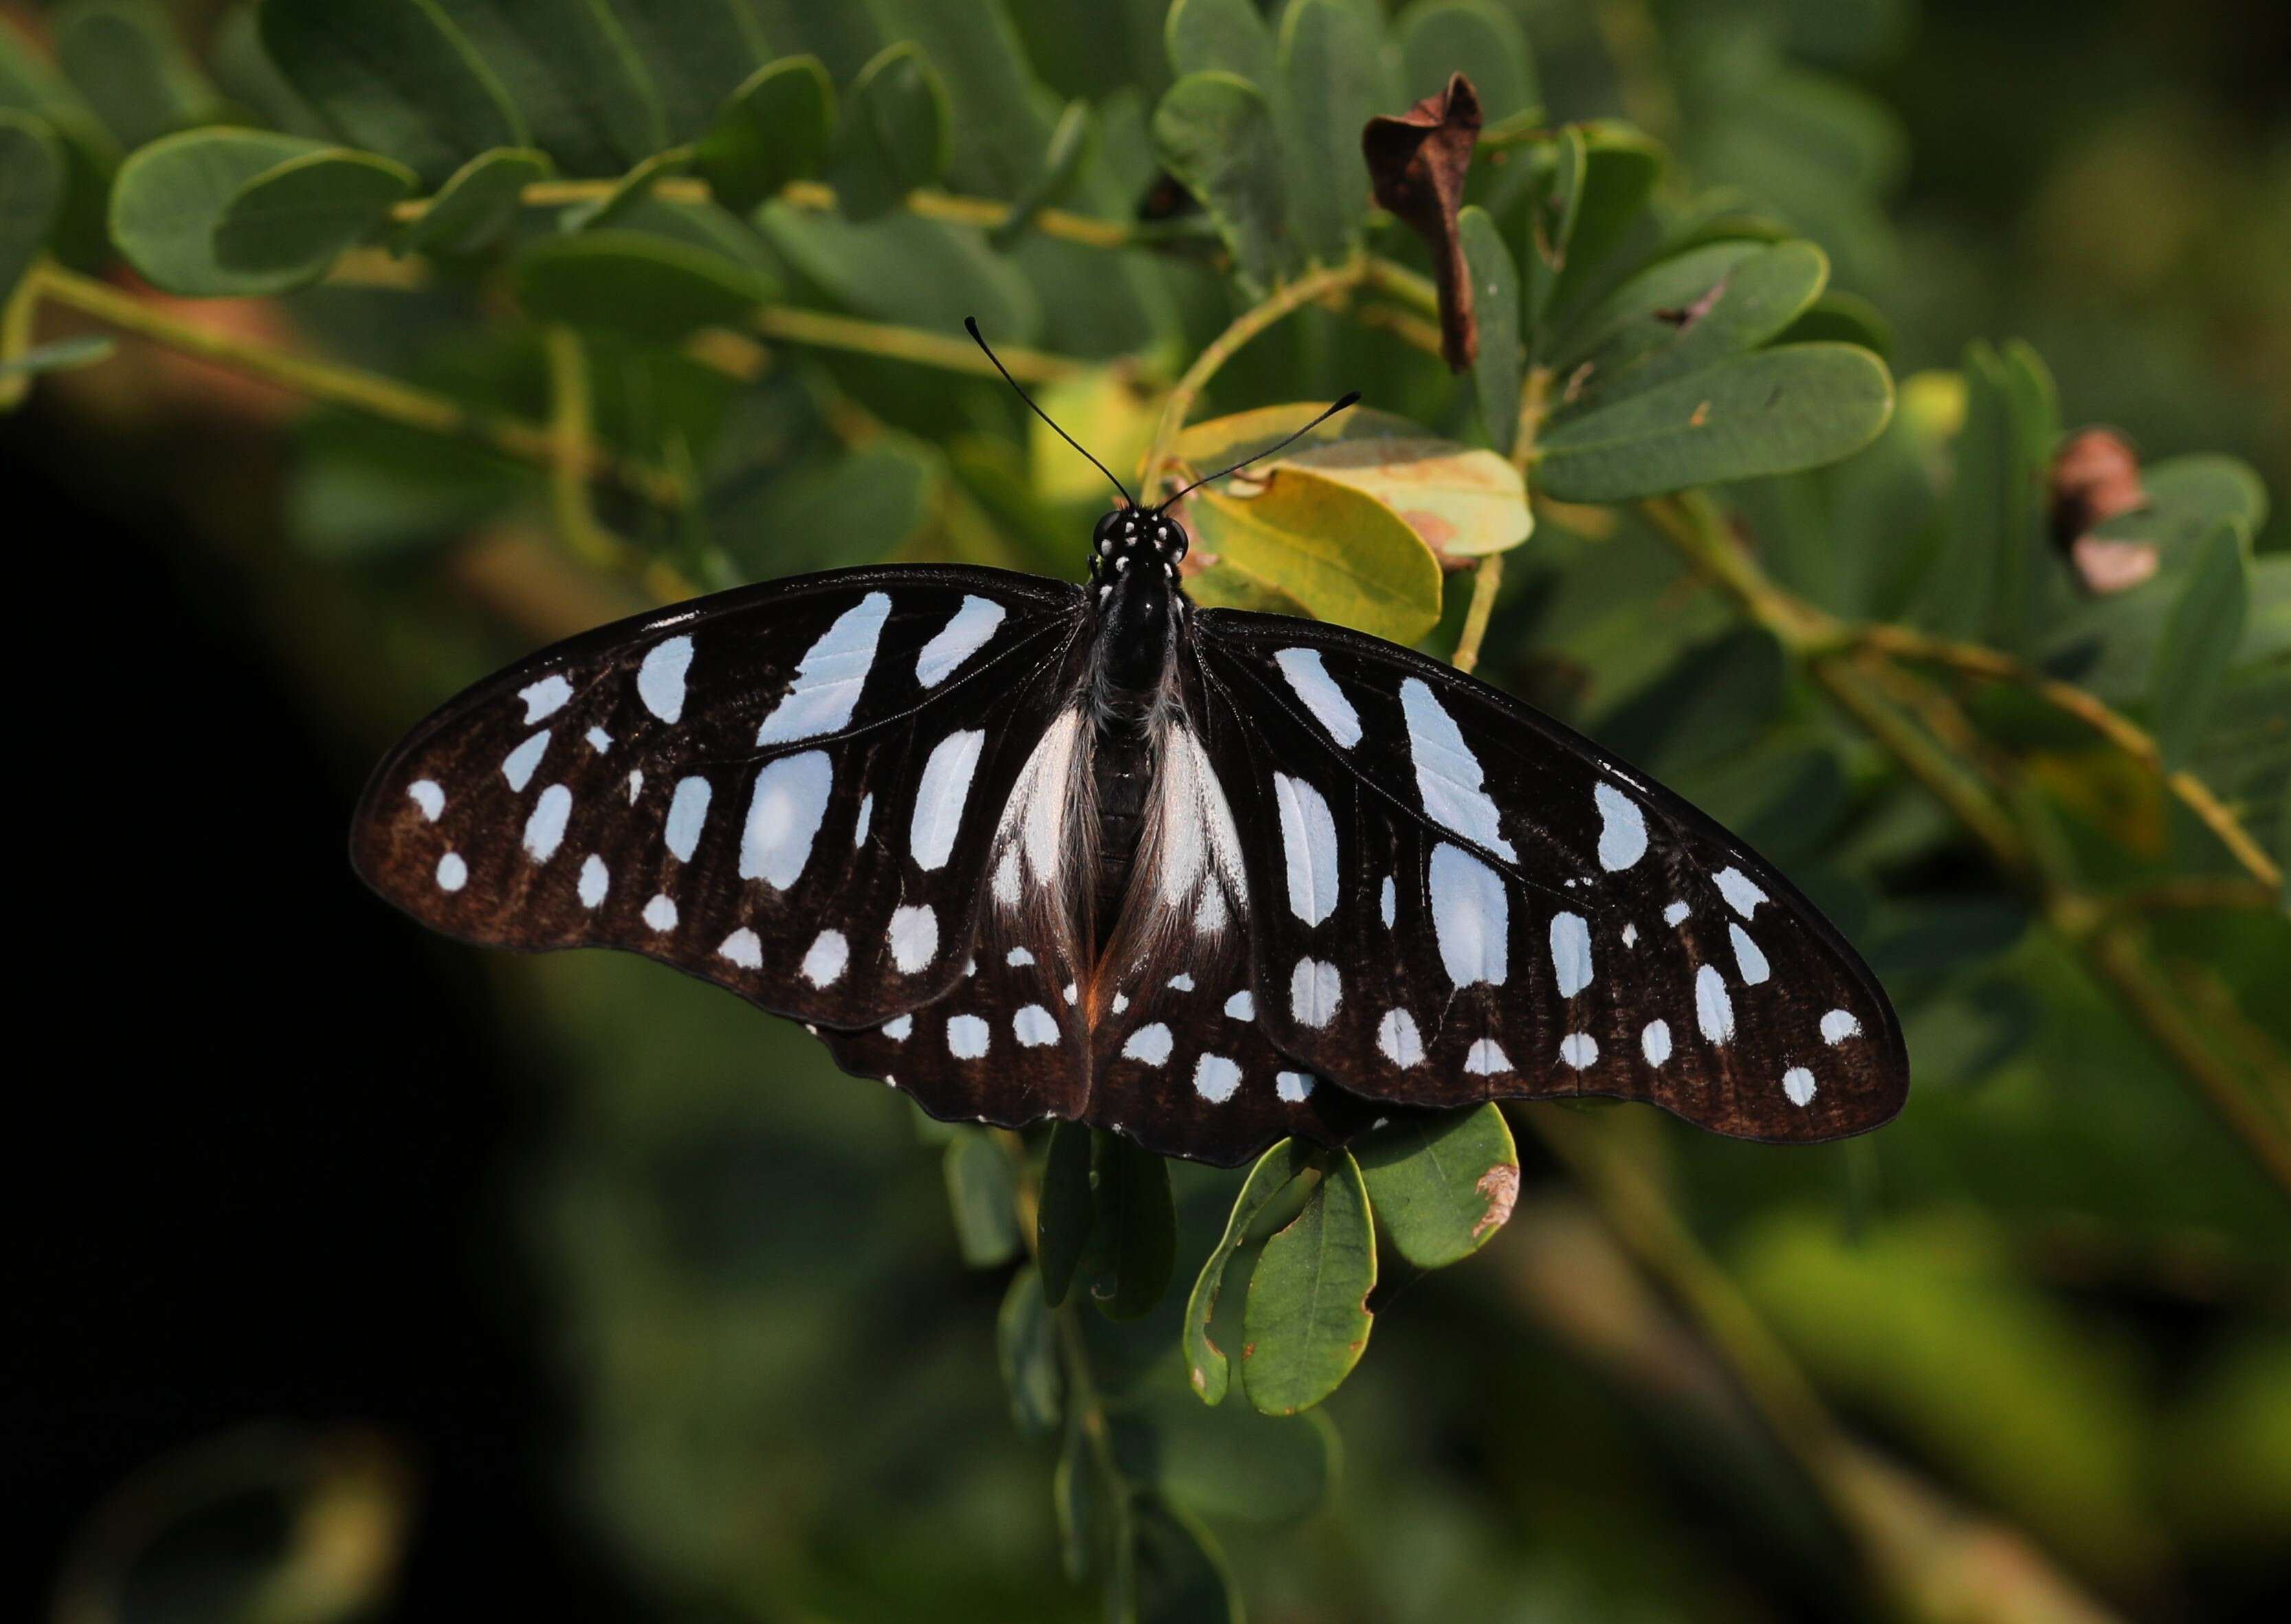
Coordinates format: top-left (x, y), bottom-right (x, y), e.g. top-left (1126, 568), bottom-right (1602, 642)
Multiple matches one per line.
top-left (1362, 71), bottom-right (1482, 370)
top-left (1353, 1104), bottom-right (1520, 1269)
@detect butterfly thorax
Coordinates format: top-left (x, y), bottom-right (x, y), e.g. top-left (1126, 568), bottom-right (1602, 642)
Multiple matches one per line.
top-left (1085, 507), bottom-right (1191, 946)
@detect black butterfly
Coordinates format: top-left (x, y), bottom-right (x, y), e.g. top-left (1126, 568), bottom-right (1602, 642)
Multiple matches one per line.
top-left (351, 329), bottom-right (1907, 1167)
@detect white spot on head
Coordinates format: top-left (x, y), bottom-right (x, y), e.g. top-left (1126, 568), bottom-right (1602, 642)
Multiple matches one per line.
top-left (1821, 1009), bottom-right (1862, 1045)
top-left (642, 893), bottom-right (677, 931)
top-left (1622, 922), bottom-right (1638, 947)
top-left (1272, 772), bottom-right (1339, 926)
top-left (915, 595), bottom-right (1005, 687)
top-left (1559, 1032), bottom-right (1598, 1069)
top-left (1430, 843), bottom-right (1509, 988)
top-left (502, 731), bottom-right (549, 791)
top-left (1013, 1005), bottom-right (1059, 1047)
top-left (577, 854), bottom-right (608, 908)
top-left (665, 776), bottom-right (711, 862)
top-left (524, 784), bottom-right (572, 862)
top-left (1783, 1067), bottom-right (1817, 1106)
top-left (853, 792), bottom-right (873, 847)
top-left (1273, 648), bottom-right (1363, 748)
top-left (1729, 923), bottom-right (1771, 986)
top-left (1275, 1070), bottom-right (1316, 1102)
top-left (1464, 1038), bottom-right (1512, 1075)
top-left (1641, 1020), bottom-right (1672, 1066)
top-left (909, 729), bottom-right (986, 871)
top-left (881, 1015), bottom-right (912, 1041)
top-left (1290, 957), bottom-right (1342, 1028)
top-left (1167, 972), bottom-right (1195, 992)
top-left (407, 780), bottom-right (444, 821)
top-left (888, 904), bottom-right (938, 973)
top-left (585, 726), bottom-right (612, 753)
top-left (1380, 874), bottom-right (1396, 928)
top-left (754, 593), bottom-right (891, 746)
top-left (1715, 867), bottom-right (1767, 918)
top-left (435, 852), bottom-right (467, 891)
top-left (520, 675), bottom-right (572, 723)
top-left (1664, 900), bottom-right (1690, 926)
top-left (1594, 782), bottom-right (1649, 871)
top-left (1377, 1008), bottom-right (1424, 1067)
top-left (1123, 1023), bottom-right (1173, 1066)
top-left (1006, 946), bottom-right (1035, 968)
top-left (1193, 1054), bottom-right (1241, 1102)
top-left (1224, 990), bottom-right (1254, 1020)
top-left (1549, 912), bottom-right (1594, 998)
top-left (947, 1014), bottom-right (990, 1059)
top-left (638, 634), bottom-right (693, 722)
top-left (1401, 678), bottom-right (1518, 859)
top-left (740, 750), bottom-right (832, 889)
top-left (718, 928), bottom-right (762, 970)
top-left (801, 929), bottom-right (848, 987)
top-left (1696, 964), bottom-right (1735, 1043)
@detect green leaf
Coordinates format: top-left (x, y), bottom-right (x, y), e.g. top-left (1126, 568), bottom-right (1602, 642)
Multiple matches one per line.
top-left (259, 0), bottom-right (527, 188)
top-left (1120, 1495), bottom-right (1240, 1624)
top-left (1242, 1151), bottom-right (1375, 1415)
top-left (1164, 0), bottom-right (1275, 87)
top-left (1459, 205), bottom-right (1522, 454)
top-left (436, 0), bottom-right (667, 177)
top-left (1520, 125), bottom-right (1583, 346)
top-left (1552, 241), bottom-right (1832, 408)
top-left (1276, 0), bottom-right (1384, 264)
top-left (1353, 1104), bottom-right (1519, 1268)
top-left (513, 229), bottom-right (775, 341)
top-left (995, 1265), bottom-right (1063, 1436)
top-left (1399, 0), bottom-right (1539, 125)
top-left (2148, 521), bottom-right (2250, 770)
top-left (943, 1126), bottom-right (1021, 1269)
top-left (826, 41), bottom-right (949, 221)
top-left (716, 437), bottom-right (936, 577)
top-left (1547, 120), bottom-right (1666, 321)
top-left (558, 146), bottom-right (689, 233)
top-left (111, 127), bottom-right (344, 296)
top-left (1053, 1402), bottom-right (1105, 1581)
top-left (1037, 1119), bottom-right (1094, 1309)
top-left (394, 146), bottom-right (550, 256)
top-left (0, 111), bottom-right (63, 304)
top-left (208, 3), bottom-right (330, 140)
top-left (1151, 71), bottom-right (1289, 296)
top-left (1911, 338), bottom-right (2057, 648)
top-left (692, 55), bottom-right (833, 213)
top-left (1184, 1139), bottom-right (1314, 1404)
top-left (1114, 1377), bottom-right (1336, 1524)
top-left (1780, 288), bottom-right (1895, 356)
top-left (757, 205), bottom-right (1039, 341)
top-left (54, 1), bottom-right (222, 151)
top-left (0, 333), bottom-right (113, 379)
top-left (212, 147), bottom-right (417, 284)
top-left (988, 98), bottom-right (1090, 250)
top-left (1185, 467), bottom-right (1445, 642)
top-left (1083, 1129), bottom-right (1175, 1320)
top-left (608, 0), bottom-right (773, 143)
top-left (1536, 342), bottom-right (1894, 502)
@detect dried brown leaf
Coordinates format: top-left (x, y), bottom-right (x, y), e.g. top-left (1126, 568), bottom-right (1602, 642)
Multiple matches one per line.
top-left (1362, 73), bottom-right (1483, 372)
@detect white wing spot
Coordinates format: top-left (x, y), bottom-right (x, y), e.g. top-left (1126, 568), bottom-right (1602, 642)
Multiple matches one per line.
top-left (1464, 1038), bottom-right (1512, 1076)
top-left (577, 854), bottom-right (608, 908)
top-left (1112, 992), bottom-right (1131, 1014)
top-left (1167, 972), bottom-right (1195, 992)
top-left (991, 846), bottom-right (1020, 906)
top-left (1123, 1023), bottom-right (1173, 1066)
top-left (1401, 678), bottom-right (1518, 859)
top-left (1224, 990), bottom-right (1254, 1021)
top-left (502, 731), bottom-right (549, 791)
top-left (1783, 1067), bottom-right (1817, 1106)
top-left (1821, 1009), bottom-right (1862, 1044)
top-left (915, 595), bottom-right (1005, 687)
top-left (524, 784), bottom-right (572, 862)
top-left (1730, 923), bottom-right (1771, 986)
top-left (947, 1014), bottom-right (990, 1059)
top-left (407, 780), bottom-right (444, 821)
top-left (1273, 648), bottom-right (1363, 747)
top-left (1290, 958), bottom-right (1342, 1028)
top-left (1272, 772), bottom-right (1340, 925)
top-left (1696, 964), bottom-right (1735, 1044)
top-left (1594, 781), bottom-right (1649, 871)
top-left (585, 725), bottom-right (612, 753)
top-left (1380, 874), bottom-right (1396, 928)
top-left (853, 792), bottom-right (873, 847)
top-left (626, 770), bottom-right (643, 802)
top-left (1062, 982), bottom-right (1077, 1005)
top-left (1664, 900), bottom-right (1690, 926)
top-left (1715, 867), bottom-right (1767, 918)
top-left (1193, 1054), bottom-right (1242, 1103)
top-left (1559, 1032), bottom-right (1598, 1069)
top-left (1378, 1009), bottom-right (1425, 1067)
top-left (740, 750), bottom-right (832, 889)
top-left (665, 776), bottom-right (711, 862)
top-left (718, 928), bottom-right (763, 970)
top-left (637, 635), bottom-right (693, 722)
top-left (909, 729), bottom-right (985, 871)
top-left (755, 593), bottom-right (891, 746)
top-left (435, 852), bottom-right (467, 891)
top-left (520, 675), bottom-right (572, 723)
top-left (1013, 1005), bottom-right (1059, 1047)
top-left (1430, 843), bottom-right (1509, 988)
top-left (1007, 946), bottom-right (1035, 968)
top-left (642, 893), bottom-right (677, 931)
top-left (1622, 922), bottom-right (1639, 947)
top-left (881, 1015), bottom-right (912, 1042)
top-left (1550, 911), bottom-right (1594, 998)
top-left (1641, 1020), bottom-right (1672, 1067)
top-left (888, 904), bottom-right (938, 973)
top-left (1276, 1070), bottom-right (1316, 1103)
top-left (801, 929), bottom-right (849, 988)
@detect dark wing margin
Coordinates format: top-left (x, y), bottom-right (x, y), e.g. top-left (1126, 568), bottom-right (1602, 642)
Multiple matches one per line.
top-left (1189, 608), bottom-right (1909, 1143)
top-left (352, 564), bottom-right (1092, 1035)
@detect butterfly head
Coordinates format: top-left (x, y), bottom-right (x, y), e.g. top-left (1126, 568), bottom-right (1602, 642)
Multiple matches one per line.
top-left (1089, 505), bottom-right (1188, 590)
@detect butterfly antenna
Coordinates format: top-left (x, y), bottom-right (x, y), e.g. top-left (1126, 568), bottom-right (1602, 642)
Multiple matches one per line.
top-left (965, 316), bottom-right (1135, 509)
top-left (1156, 391), bottom-right (1362, 509)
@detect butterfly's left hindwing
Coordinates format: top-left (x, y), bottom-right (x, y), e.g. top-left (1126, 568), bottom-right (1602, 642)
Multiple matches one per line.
top-left (1190, 610), bottom-right (1908, 1142)
top-left (352, 566), bottom-right (1091, 1038)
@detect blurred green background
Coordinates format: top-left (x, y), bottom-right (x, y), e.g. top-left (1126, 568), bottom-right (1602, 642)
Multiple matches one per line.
top-left (6, 1), bottom-right (2286, 1621)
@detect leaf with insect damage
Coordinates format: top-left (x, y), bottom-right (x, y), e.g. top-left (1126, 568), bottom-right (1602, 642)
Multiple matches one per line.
top-left (1184, 1137), bottom-right (1313, 1404)
top-left (1241, 1150), bottom-right (1375, 1415)
top-left (1354, 1104), bottom-right (1520, 1268)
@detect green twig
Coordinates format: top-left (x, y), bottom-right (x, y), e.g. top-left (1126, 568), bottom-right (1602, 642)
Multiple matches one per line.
top-left (1452, 554), bottom-right (1504, 675)
top-left (751, 304), bottom-right (1088, 382)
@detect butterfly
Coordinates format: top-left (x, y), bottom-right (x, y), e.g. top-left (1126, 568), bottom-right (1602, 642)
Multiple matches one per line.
top-left (351, 324), bottom-right (1908, 1168)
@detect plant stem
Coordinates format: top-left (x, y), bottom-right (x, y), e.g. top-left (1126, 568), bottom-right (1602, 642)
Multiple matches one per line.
top-left (30, 264), bottom-right (683, 509)
top-left (991, 1131), bottom-right (1125, 1490)
top-left (1452, 555), bottom-right (1504, 674)
top-left (751, 304), bottom-right (1087, 382)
